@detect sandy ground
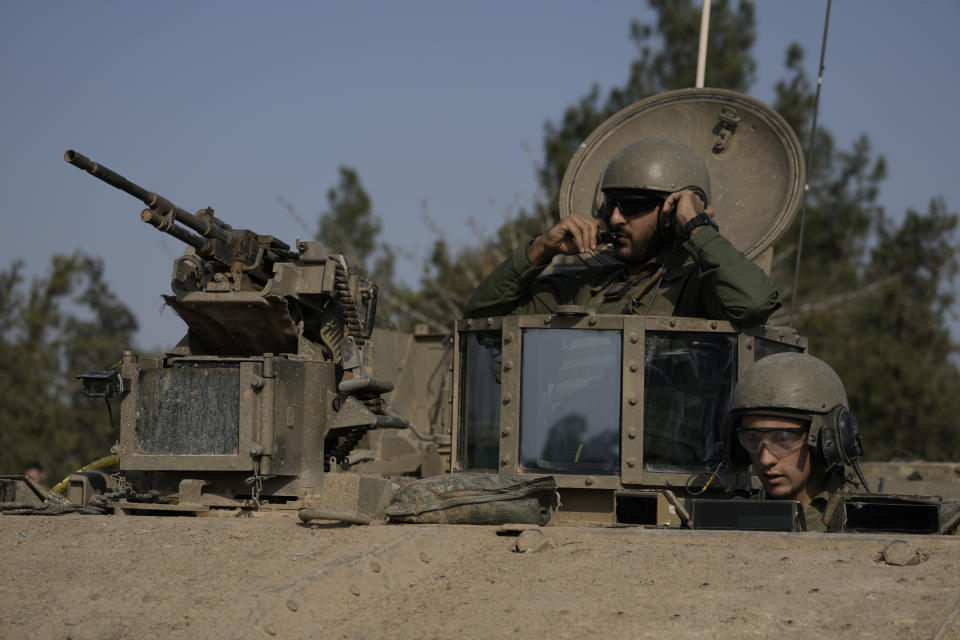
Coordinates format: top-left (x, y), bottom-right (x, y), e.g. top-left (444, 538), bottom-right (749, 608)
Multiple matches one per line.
top-left (2, 514), bottom-right (960, 640)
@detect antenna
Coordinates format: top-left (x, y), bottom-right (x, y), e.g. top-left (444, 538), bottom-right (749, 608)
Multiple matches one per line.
top-left (696, 0), bottom-right (711, 88)
top-left (789, 0), bottom-right (833, 325)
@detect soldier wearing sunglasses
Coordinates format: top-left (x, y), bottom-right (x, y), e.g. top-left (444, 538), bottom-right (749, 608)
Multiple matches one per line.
top-left (464, 139), bottom-right (780, 324)
top-left (724, 352), bottom-right (867, 531)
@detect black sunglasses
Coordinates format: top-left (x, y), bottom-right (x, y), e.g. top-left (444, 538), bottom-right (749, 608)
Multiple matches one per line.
top-left (602, 193), bottom-right (665, 219)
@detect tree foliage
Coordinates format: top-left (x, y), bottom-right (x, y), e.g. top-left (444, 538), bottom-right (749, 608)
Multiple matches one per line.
top-left (767, 43), bottom-right (960, 461)
top-left (0, 252), bottom-right (138, 483)
top-left (316, 166), bottom-right (381, 267)
top-left (312, 165), bottom-right (415, 328)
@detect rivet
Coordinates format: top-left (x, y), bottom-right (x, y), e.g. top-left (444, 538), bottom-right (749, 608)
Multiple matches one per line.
top-left (711, 320), bottom-right (718, 329)
top-left (628, 396), bottom-right (638, 406)
top-left (628, 429), bottom-right (637, 439)
top-left (502, 394), bottom-right (512, 405)
top-left (486, 317), bottom-right (493, 327)
top-left (465, 320), bottom-right (472, 329)
top-left (503, 360), bottom-right (513, 371)
top-left (544, 316), bottom-right (552, 325)
top-left (501, 428), bottom-right (511, 438)
top-left (629, 333), bottom-right (640, 344)
top-left (627, 457), bottom-right (637, 468)
top-left (629, 362), bottom-right (638, 372)
top-left (584, 477), bottom-right (594, 486)
top-left (669, 318), bottom-right (677, 327)
top-left (504, 335), bottom-right (513, 344)
top-left (588, 315), bottom-right (597, 326)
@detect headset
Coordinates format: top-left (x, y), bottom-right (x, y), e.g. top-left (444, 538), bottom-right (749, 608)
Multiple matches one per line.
top-left (810, 405), bottom-right (865, 469)
top-left (656, 186), bottom-right (709, 243)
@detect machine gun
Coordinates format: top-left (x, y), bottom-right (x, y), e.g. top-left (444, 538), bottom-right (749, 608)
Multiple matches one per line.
top-left (66, 150), bottom-right (405, 515)
top-left (65, 149), bottom-right (378, 361)
top-left (66, 150), bottom-right (296, 290)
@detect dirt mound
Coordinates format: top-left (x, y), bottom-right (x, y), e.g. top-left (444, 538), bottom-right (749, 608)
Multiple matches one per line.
top-left (2, 515), bottom-right (959, 639)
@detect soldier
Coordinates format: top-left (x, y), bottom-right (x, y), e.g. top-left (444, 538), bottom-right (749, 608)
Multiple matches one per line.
top-left (724, 352), bottom-right (866, 531)
top-left (23, 461), bottom-right (47, 489)
top-left (464, 139), bottom-right (780, 324)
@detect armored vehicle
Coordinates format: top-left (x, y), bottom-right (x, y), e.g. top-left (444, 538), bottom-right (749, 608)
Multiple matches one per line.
top-left (58, 150), bottom-right (429, 517)
top-left (446, 89), bottom-right (957, 534)
top-left (1, 88), bottom-right (958, 640)
top-left (32, 90), bottom-right (957, 534)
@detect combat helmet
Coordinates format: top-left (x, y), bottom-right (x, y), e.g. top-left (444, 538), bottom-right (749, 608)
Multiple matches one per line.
top-left (725, 352), bottom-right (865, 471)
top-left (600, 139), bottom-right (712, 203)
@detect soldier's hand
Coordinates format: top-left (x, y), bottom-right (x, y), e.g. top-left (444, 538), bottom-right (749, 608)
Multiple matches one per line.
top-left (528, 215), bottom-right (601, 266)
top-left (662, 189), bottom-right (713, 237)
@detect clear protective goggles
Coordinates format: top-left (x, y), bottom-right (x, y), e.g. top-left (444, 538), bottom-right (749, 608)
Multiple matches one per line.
top-left (736, 428), bottom-right (808, 459)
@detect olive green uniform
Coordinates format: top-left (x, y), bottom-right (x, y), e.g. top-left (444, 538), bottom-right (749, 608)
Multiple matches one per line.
top-left (464, 227), bottom-right (780, 325)
top-left (802, 472), bottom-right (848, 532)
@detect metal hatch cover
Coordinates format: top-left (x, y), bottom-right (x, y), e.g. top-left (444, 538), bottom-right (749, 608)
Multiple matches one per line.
top-left (559, 88), bottom-right (805, 259)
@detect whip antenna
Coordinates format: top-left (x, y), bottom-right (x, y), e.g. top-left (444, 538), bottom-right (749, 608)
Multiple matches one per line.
top-left (696, 0), bottom-right (711, 88)
top-left (789, 0), bottom-right (833, 325)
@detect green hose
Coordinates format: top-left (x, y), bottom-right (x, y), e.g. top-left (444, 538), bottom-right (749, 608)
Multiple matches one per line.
top-left (48, 455), bottom-right (120, 495)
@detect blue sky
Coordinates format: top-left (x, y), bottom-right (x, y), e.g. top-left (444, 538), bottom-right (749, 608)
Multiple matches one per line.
top-left (2, 1), bottom-right (958, 349)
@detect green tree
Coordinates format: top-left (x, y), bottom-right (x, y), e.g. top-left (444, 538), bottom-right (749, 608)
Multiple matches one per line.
top-left (852, 201), bottom-right (960, 459)
top-left (312, 165), bottom-right (420, 329)
top-left (0, 252), bottom-right (138, 483)
top-left (769, 45), bottom-right (960, 461)
top-left (316, 166), bottom-right (381, 266)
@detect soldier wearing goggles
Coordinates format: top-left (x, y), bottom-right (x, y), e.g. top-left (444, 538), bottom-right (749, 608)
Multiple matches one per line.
top-left (725, 352), bottom-right (867, 531)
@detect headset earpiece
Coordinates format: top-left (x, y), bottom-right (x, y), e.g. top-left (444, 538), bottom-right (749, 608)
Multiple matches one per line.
top-left (836, 408), bottom-right (864, 463)
top-left (658, 186), bottom-right (708, 244)
top-left (817, 407), bottom-right (864, 467)
top-left (657, 206), bottom-right (673, 241)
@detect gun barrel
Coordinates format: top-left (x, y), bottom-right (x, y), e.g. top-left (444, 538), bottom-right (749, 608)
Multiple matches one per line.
top-left (65, 150), bottom-right (154, 204)
top-left (140, 209), bottom-right (206, 250)
top-left (65, 149), bottom-right (230, 244)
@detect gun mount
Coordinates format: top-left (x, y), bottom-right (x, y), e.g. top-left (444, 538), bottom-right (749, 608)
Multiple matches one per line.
top-left (66, 150), bottom-right (407, 515)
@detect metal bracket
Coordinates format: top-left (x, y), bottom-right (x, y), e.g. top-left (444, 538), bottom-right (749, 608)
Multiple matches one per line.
top-left (713, 107), bottom-right (740, 153)
top-left (178, 479), bottom-right (207, 505)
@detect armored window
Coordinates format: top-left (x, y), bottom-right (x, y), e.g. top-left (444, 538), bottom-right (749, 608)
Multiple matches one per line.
top-left (519, 329), bottom-right (621, 474)
top-left (642, 332), bottom-right (735, 472)
top-left (459, 332), bottom-right (502, 470)
top-left (136, 365), bottom-right (240, 455)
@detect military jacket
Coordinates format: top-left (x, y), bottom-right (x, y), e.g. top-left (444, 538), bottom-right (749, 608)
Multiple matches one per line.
top-left (802, 472), bottom-right (849, 532)
top-left (463, 227), bottom-right (781, 325)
